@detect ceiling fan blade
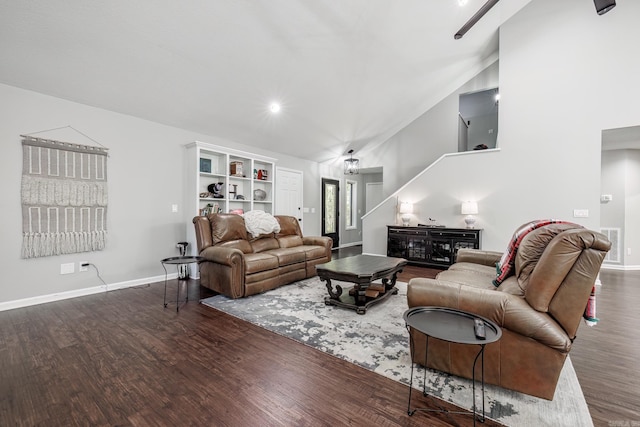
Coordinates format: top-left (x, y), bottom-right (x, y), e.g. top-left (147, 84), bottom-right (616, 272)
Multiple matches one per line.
top-left (454, 0), bottom-right (500, 40)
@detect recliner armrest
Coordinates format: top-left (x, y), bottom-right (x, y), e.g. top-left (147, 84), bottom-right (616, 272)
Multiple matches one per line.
top-left (456, 248), bottom-right (502, 266)
top-left (407, 278), bottom-right (572, 352)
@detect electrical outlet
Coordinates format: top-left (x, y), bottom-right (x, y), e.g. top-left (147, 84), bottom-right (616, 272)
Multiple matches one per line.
top-left (628, 248), bottom-right (632, 256)
top-left (60, 263), bottom-right (75, 274)
top-left (79, 261), bottom-right (89, 272)
top-left (171, 204), bottom-right (178, 213)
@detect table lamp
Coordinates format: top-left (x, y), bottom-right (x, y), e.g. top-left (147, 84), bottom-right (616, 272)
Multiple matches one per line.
top-left (461, 201), bottom-right (478, 229)
top-left (399, 202), bottom-right (413, 227)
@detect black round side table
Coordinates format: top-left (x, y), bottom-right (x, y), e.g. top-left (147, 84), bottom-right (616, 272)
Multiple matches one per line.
top-left (404, 306), bottom-right (502, 426)
top-left (161, 256), bottom-right (204, 312)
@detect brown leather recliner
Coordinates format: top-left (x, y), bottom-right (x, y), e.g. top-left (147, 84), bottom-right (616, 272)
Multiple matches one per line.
top-left (406, 223), bottom-right (611, 400)
top-left (193, 214), bottom-right (332, 298)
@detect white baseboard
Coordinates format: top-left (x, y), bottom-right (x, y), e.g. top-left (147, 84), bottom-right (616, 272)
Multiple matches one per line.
top-left (601, 264), bottom-right (640, 271)
top-left (333, 241), bottom-right (363, 250)
top-left (0, 273), bottom-right (177, 312)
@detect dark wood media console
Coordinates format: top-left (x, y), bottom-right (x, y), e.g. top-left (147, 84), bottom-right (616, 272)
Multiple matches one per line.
top-left (387, 226), bottom-right (481, 268)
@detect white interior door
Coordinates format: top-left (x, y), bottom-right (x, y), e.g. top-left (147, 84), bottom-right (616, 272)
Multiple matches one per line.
top-left (275, 167), bottom-right (304, 230)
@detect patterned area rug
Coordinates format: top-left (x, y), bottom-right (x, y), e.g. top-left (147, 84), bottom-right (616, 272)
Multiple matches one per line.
top-left (201, 278), bottom-right (593, 427)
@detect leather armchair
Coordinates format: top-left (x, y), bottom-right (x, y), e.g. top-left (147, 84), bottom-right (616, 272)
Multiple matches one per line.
top-left (406, 223), bottom-right (611, 400)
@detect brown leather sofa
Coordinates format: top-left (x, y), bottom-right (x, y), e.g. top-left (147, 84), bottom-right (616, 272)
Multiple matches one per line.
top-left (193, 213), bottom-right (332, 298)
top-left (406, 223), bottom-right (610, 400)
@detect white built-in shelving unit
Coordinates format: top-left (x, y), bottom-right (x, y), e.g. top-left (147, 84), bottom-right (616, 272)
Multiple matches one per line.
top-left (184, 141), bottom-right (276, 263)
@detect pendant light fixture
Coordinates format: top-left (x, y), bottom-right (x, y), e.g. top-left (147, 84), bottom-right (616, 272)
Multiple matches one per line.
top-left (344, 149), bottom-right (359, 175)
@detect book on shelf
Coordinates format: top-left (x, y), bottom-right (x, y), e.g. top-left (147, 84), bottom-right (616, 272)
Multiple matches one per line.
top-left (200, 202), bottom-right (221, 216)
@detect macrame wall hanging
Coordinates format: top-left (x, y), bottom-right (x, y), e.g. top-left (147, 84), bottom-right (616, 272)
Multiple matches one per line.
top-left (20, 134), bottom-right (109, 259)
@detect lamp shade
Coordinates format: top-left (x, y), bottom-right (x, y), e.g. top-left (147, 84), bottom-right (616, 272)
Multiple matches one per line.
top-left (461, 201), bottom-right (478, 215)
top-left (399, 202), bottom-right (413, 214)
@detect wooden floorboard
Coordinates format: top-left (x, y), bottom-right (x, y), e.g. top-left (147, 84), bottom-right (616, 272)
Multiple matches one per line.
top-left (0, 273), bottom-right (495, 426)
top-left (0, 246), bottom-right (637, 426)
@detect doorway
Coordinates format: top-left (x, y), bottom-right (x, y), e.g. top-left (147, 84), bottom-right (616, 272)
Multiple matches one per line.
top-left (458, 87), bottom-right (499, 151)
top-left (322, 178), bottom-right (339, 248)
top-left (275, 167), bottom-right (304, 232)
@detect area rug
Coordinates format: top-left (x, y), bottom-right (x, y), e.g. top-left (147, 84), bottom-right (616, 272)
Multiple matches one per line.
top-left (201, 278), bottom-right (593, 427)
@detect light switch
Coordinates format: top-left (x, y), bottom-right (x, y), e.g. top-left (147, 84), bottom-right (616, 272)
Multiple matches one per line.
top-left (573, 209), bottom-right (589, 218)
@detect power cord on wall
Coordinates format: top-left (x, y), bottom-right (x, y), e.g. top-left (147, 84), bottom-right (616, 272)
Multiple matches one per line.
top-left (82, 263), bottom-right (108, 291)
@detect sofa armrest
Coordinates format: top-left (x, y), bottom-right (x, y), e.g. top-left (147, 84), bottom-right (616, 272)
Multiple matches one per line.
top-left (303, 236), bottom-right (333, 251)
top-left (200, 245), bottom-right (245, 267)
top-left (407, 278), bottom-right (572, 352)
top-left (456, 248), bottom-right (502, 267)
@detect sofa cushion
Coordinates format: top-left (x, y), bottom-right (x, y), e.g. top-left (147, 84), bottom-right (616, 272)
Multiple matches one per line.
top-left (244, 252), bottom-right (279, 274)
top-left (437, 269), bottom-right (495, 290)
top-left (515, 223), bottom-right (582, 292)
top-left (276, 215), bottom-right (303, 237)
top-left (493, 220), bottom-right (578, 286)
top-left (210, 213), bottom-right (249, 245)
top-left (298, 245), bottom-right (328, 260)
top-left (277, 235), bottom-right (303, 248)
top-left (250, 237), bottom-right (280, 253)
top-left (266, 247), bottom-right (306, 266)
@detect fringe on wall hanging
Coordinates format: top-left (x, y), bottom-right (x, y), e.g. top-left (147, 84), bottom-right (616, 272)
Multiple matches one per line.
top-left (20, 135), bottom-right (109, 258)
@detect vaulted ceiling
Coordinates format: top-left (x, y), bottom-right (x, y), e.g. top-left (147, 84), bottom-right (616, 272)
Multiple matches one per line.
top-left (0, 0), bottom-right (531, 163)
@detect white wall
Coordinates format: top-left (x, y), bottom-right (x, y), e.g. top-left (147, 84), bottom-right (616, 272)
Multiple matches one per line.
top-left (600, 150), bottom-right (626, 264)
top-left (364, 0), bottom-right (640, 254)
top-left (0, 83), bottom-right (322, 307)
top-left (624, 150), bottom-right (640, 267)
top-left (364, 61), bottom-right (499, 197)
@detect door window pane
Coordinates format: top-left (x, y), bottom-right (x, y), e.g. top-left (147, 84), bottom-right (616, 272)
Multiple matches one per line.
top-left (325, 184), bottom-right (336, 233)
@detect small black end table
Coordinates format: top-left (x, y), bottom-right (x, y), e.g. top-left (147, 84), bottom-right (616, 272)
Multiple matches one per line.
top-left (403, 306), bottom-right (502, 426)
top-left (161, 256), bottom-right (204, 312)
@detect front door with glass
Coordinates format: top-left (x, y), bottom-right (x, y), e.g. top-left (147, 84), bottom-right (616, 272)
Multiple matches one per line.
top-left (321, 178), bottom-right (339, 248)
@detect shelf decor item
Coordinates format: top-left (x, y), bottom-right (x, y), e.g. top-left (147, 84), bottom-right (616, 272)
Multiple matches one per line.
top-left (207, 183), bottom-right (224, 198)
top-left (230, 161), bottom-right (243, 177)
top-left (199, 157), bottom-right (212, 173)
top-left (253, 189), bottom-right (267, 201)
top-left (257, 169), bottom-right (268, 180)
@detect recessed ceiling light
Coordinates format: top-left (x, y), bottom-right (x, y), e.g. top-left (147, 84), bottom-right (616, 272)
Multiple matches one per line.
top-left (458, 0), bottom-right (468, 6)
top-left (269, 102), bottom-right (281, 113)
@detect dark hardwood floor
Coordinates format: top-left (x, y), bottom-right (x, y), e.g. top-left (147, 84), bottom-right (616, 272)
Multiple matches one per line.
top-left (0, 246), bottom-right (637, 426)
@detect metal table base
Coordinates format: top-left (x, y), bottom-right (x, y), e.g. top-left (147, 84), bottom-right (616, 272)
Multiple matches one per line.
top-left (161, 256), bottom-right (203, 312)
top-left (403, 306), bottom-right (502, 426)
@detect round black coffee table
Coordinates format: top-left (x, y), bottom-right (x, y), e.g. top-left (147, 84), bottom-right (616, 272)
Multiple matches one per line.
top-left (403, 306), bottom-right (502, 425)
top-left (161, 256), bottom-right (204, 312)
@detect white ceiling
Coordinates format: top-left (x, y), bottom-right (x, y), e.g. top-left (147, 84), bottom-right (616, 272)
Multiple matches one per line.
top-left (0, 0), bottom-right (531, 163)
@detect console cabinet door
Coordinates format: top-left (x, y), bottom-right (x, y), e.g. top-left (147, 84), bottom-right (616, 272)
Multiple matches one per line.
top-left (387, 226), bottom-right (481, 268)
